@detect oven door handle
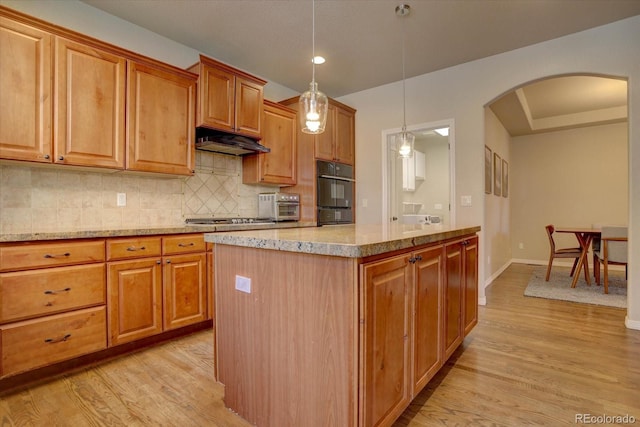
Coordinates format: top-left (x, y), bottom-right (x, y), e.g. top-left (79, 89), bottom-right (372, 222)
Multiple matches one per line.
top-left (319, 174), bottom-right (355, 182)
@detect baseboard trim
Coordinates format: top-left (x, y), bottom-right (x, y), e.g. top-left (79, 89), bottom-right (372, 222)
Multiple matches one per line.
top-left (625, 316), bottom-right (640, 331)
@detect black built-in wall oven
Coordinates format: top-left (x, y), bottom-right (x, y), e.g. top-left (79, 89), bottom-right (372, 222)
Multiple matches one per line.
top-left (317, 160), bottom-right (355, 225)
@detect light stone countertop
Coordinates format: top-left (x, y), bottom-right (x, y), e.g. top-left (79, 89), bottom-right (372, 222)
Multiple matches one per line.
top-left (0, 221), bottom-right (311, 243)
top-left (205, 223), bottom-right (481, 258)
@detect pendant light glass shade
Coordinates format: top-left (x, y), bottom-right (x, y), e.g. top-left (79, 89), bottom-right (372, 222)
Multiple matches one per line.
top-left (396, 127), bottom-right (415, 158)
top-left (300, 81), bottom-right (328, 134)
top-left (299, 0), bottom-right (328, 134)
top-left (396, 4), bottom-right (414, 159)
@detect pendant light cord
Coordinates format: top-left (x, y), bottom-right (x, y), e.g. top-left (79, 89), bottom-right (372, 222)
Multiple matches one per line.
top-left (401, 12), bottom-right (407, 132)
top-left (312, 0), bottom-right (316, 85)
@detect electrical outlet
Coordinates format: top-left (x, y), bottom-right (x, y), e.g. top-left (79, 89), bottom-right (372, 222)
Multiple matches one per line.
top-left (117, 193), bottom-right (126, 207)
top-left (434, 203), bottom-right (443, 210)
top-left (519, 242), bottom-right (524, 249)
top-left (461, 195), bottom-right (472, 207)
top-left (235, 275), bottom-right (251, 293)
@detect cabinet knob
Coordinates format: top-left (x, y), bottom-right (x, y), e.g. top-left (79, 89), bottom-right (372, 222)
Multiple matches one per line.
top-left (58, 156), bottom-right (64, 161)
top-left (44, 154), bottom-right (50, 160)
top-left (166, 259), bottom-right (171, 264)
top-left (156, 260), bottom-right (162, 265)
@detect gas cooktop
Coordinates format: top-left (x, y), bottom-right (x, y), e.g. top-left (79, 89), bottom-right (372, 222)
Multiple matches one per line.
top-left (185, 217), bottom-right (274, 225)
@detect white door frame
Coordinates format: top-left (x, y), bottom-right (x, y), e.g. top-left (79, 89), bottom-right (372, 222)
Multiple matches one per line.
top-left (381, 119), bottom-right (456, 226)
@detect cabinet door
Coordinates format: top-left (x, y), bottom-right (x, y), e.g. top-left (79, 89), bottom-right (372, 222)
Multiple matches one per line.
top-left (198, 64), bottom-right (234, 132)
top-left (361, 254), bottom-right (412, 427)
top-left (314, 103), bottom-right (336, 161)
top-left (54, 38), bottom-right (125, 168)
top-left (0, 17), bottom-right (52, 162)
top-left (107, 258), bottom-right (163, 346)
top-left (234, 76), bottom-right (263, 138)
top-left (402, 156), bottom-right (416, 192)
top-left (463, 236), bottom-right (479, 336)
top-left (163, 253), bottom-right (206, 330)
top-left (412, 245), bottom-right (444, 394)
top-left (334, 106), bottom-right (355, 165)
top-left (444, 241), bottom-right (463, 360)
top-left (244, 101), bottom-right (296, 185)
top-left (127, 61), bottom-right (195, 175)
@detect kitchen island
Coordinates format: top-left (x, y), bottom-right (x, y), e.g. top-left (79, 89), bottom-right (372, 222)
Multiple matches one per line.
top-left (205, 223), bottom-right (480, 427)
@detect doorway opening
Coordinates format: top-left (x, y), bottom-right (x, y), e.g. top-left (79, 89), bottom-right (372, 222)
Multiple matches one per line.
top-left (382, 120), bottom-right (455, 227)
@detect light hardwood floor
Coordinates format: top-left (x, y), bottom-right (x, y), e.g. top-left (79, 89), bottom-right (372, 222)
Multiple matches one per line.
top-left (1, 263), bottom-right (638, 426)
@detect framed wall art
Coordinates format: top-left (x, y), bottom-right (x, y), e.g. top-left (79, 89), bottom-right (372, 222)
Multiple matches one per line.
top-left (493, 153), bottom-right (502, 196)
top-left (484, 146), bottom-right (492, 194)
top-left (502, 159), bottom-right (509, 197)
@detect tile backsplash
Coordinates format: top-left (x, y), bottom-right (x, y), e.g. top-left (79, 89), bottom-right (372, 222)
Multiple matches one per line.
top-left (0, 151), bottom-right (276, 234)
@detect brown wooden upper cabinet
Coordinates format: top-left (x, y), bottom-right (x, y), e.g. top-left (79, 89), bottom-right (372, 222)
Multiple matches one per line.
top-left (282, 97), bottom-right (355, 166)
top-left (0, 8), bottom-right (197, 176)
top-left (126, 61), bottom-right (196, 176)
top-left (0, 17), bottom-right (126, 169)
top-left (0, 15), bottom-right (52, 163)
top-left (189, 55), bottom-right (266, 139)
top-left (243, 100), bottom-right (297, 185)
top-left (55, 37), bottom-right (126, 169)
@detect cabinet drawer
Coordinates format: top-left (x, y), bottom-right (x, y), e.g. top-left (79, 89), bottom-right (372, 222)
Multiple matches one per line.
top-left (0, 240), bottom-right (105, 272)
top-left (163, 234), bottom-right (205, 255)
top-left (0, 264), bottom-right (106, 324)
top-left (107, 237), bottom-right (162, 261)
top-left (0, 306), bottom-right (107, 378)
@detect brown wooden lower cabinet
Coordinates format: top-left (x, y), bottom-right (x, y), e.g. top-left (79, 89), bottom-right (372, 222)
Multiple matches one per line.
top-left (214, 233), bottom-right (479, 427)
top-left (361, 244), bottom-right (446, 427)
top-left (107, 257), bottom-right (163, 345)
top-left (0, 233), bottom-right (209, 382)
top-left (163, 252), bottom-right (207, 331)
top-left (107, 234), bottom-right (207, 346)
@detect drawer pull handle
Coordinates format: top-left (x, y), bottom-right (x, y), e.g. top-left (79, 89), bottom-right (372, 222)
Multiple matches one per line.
top-left (126, 246), bottom-right (146, 251)
top-left (44, 252), bottom-right (70, 258)
top-left (45, 333), bottom-right (71, 344)
top-left (178, 242), bottom-right (195, 247)
top-left (44, 287), bottom-right (71, 295)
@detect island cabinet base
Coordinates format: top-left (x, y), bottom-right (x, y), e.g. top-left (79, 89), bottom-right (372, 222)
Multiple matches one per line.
top-left (212, 231), bottom-right (479, 427)
top-left (214, 244), bottom-right (359, 427)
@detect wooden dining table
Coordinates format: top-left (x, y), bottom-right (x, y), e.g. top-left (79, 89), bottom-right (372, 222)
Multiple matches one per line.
top-left (555, 226), bottom-right (602, 288)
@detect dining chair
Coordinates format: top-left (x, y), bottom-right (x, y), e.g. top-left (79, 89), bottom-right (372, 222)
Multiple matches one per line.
top-left (545, 225), bottom-right (583, 281)
top-left (594, 226), bottom-right (628, 294)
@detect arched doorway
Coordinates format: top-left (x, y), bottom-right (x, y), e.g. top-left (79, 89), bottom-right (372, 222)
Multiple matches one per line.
top-left (483, 73), bottom-right (629, 297)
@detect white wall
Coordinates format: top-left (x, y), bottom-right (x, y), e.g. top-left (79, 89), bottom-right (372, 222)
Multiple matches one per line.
top-left (484, 109), bottom-right (512, 280)
top-left (339, 16), bottom-right (640, 328)
top-left (511, 122), bottom-right (628, 263)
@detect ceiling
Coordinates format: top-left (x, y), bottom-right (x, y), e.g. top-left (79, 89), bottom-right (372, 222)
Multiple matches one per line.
top-left (79, 0), bottom-right (637, 136)
top-left (489, 75), bottom-right (628, 136)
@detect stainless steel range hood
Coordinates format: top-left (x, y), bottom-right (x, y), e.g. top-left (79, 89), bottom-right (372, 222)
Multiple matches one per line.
top-left (195, 129), bottom-right (270, 156)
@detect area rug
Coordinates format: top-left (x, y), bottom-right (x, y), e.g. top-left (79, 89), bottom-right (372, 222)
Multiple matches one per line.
top-left (524, 265), bottom-right (627, 308)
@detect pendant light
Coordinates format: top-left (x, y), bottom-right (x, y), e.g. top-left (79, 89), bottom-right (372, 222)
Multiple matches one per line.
top-left (395, 4), bottom-right (414, 158)
top-left (299, 0), bottom-right (328, 134)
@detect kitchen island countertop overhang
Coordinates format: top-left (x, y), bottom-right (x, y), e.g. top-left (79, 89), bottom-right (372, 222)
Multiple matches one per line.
top-left (204, 223), bottom-right (481, 258)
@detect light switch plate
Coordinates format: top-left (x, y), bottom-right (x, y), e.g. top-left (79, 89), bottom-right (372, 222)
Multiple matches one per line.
top-left (235, 275), bottom-right (251, 293)
top-left (461, 195), bottom-right (472, 207)
top-left (117, 193), bottom-right (126, 207)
